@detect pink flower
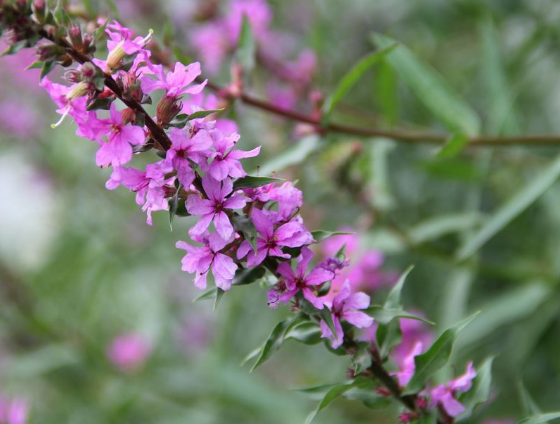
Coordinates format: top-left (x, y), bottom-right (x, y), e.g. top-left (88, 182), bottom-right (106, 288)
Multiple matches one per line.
top-left (186, 174), bottom-right (249, 239)
top-left (105, 20), bottom-right (149, 55)
top-left (0, 397), bottom-right (29, 424)
top-left (95, 103), bottom-right (146, 167)
top-left (166, 128), bottom-right (213, 187)
top-left (107, 333), bottom-right (151, 372)
top-left (176, 232), bottom-right (237, 291)
top-left (140, 62), bottom-right (207, 98)
top-left (237, 208), bottom-right (312, 266)
top-left (429, 362), bottom-right (477, 417)
top-left (106, 161), bottom-right (175, 225)
top-left (225, 0), bottom-right (272, 43)
top-left (204, 129), bottom-right (260, 181)
top-left (320, 280), bottom-right (374, 348)
top-left (190, 23), bottom-right (229, 76)
top-left (269, 248), bottom-right (333, 309)
top-left (390, 342), bottom-right (424, 388)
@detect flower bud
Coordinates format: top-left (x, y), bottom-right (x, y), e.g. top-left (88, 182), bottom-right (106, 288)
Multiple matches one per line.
top-left (36, 43), bottom-right (65, 62)
top-left (64, 69), bottom-right (82, 84)
top-left (66, 81), bottom-right (90, 101)
top-left (106, 40), bottom-right (126, 71)
top-left (32, 0), bottom-right (46, 23)
top-left (120, 108), bottom-right (136, 125)
top-left (156, 95), bottom-right (181, 126)
top-left (69, 26), bottom-right (83, 50)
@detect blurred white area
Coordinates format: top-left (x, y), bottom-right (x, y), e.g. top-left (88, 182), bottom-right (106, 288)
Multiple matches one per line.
top-left (0, 149), bottom-right (61, 273)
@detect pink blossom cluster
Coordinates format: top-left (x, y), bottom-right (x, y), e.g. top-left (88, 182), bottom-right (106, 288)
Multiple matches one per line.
top-left (32, 18), bottom-right (481, 422)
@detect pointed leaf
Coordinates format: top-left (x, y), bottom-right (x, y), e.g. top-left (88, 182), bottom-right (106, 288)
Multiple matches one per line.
top-left (366, 306), bottom-right (434, 326)
top-left (404, 312), bottom-right (480, 394)
top-left (437, 133), bottom-right (469, 158)
top-left (458, 357), bottom-right (494, 419)
top-left (250, 316), bottom-right (297, 371)
top-left (236, 15), bottom-right (255, 72)
top-left (213, 288), bottom-right (225, 310)
top-left (232, 176), bottom-right (283, 191)
top-left (519, 414), bottom-right (560, 424)
top-left (304, 381), bottom-right (361, 424)
top-left (232, 266), bottom-right (266, 286)
top-left (311, 230), bottom-right (354, 244)
top-left (456, 152), bottom-right (560, 261)
top-left (372, 33), bottom-right (480, 136)
top-left (384, 265), bottom-right (414, 310)
top-left (322, 43), bottom-right (398, 123)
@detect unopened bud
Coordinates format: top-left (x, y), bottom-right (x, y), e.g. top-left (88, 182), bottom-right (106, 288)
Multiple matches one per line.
top-left (66, 81), bottom-right (90, 101)
top-left (120, 108), bottom-right (136, 125)
top-left (64, 69), bottom-right (83, 84)
top-left (69, 26), bottom-right (83, 50)
top-left (156, 95), bottom-right (182, 126)
top-left (81, 62), bottom-right (96, 79)
top-left (32, 0), bottom-right (46, 23)
top-left (36, 44), bottom-right (65, 62)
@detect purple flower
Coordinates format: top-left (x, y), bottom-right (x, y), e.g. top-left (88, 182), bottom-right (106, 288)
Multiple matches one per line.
top-left (390, 341), bottom-right (424, 388)
top-left (269, 248), bottom-right (333, 309)
top-left (204, 129), bottom-right (260, 181)
top-left (107, 333), bottom-right (152, 372)
top-left (0, 397), bottom-right (29, 424)
top-left (186, 174), bottom-right (249, 239)
top-left (176, 232), bottom-right (237, 291)
top-left (237, 208), bottom-right (313, 266)
top-left (106, 161), bottom-right (175, 225)
top-left (429, 362), bottom-right (477, 417)
top-left (140, 62), bottom-right (207, 98)
top-left (319, 280), bottom-right (374, 348)
top-left (96, 103), bottom-right (146, 167)
top-left (270, 182), bottom-right (303, 221)
top-left (166, 128), bottom-right (213, 187)
top-left (104, 20), bottom-right (152, 70)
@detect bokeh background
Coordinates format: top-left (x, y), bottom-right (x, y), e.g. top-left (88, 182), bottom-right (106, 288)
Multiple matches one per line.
top-left (1, 0), bottom-right (560, 422)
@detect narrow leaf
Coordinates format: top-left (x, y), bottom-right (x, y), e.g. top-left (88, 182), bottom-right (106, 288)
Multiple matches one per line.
top-left (311, 230), bottom-right (354, 244)
top-left (384, 265), bottom-right (414, 310)
top-left (458, 357), bottom-right (494, 418)
top-left (366, 306), bottom-right (434, 326)
top-left (456, 153), bottom-right (560, 261)
top-left (213, 288), bottom-right (225, 310)
top-left (187, 108), bottom-right (224, 121)
top-left (519, 414), bottom-right (560, 424)
top-left (437, 133), bottom-right (469, 158)
top-left (192, 288), bottom-right (216, 302)
top-left (236, 15), bottom-right (255, 72)
top-left (258, 135), bottom-right (320, 175)
top-left (322, 43), bottom-right (398, 123)
top-left (251, 317), bottom-right (296, 371)
top-left (232, 266), bottom-right (266, 286)
top-left (372, 33), bottom-right (480, 136)
top-left (232, 176), bottom-right (283, 191)
top-left (404, 312), bottom-right (480, 394)
top-left (304, 382), bottom-right (359, 424)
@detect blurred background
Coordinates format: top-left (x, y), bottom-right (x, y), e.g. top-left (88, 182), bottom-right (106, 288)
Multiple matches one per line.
top-left (1, 0), bottom-right (560, 422)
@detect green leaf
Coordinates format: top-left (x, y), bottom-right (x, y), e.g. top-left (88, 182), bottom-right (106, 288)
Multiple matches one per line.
top-left (232, 215), bottom-right (259, 252)
top-left (232, 176), bottom-right (283, 191)
top-left (284, 321), bottom-right (322, 345)
top-left (232, 266), bottom-right (266, 286)
top-left (456, 152), bottom-right (560, 261)
top-left (258, 135), bottom-right (320, 175)
top-left (321, 43), bottom-right (398, 123)
top-left (458, 357), bottom-right (493, 419)
top-left (1, 40), bottom-right (28, 57)
top-left (404, 312), bottom-right (480, 394)
top-left (40, 61), bottom-right (56, 79)
top-left (304, 381), bottom-right (361, 424)
top-left (236, 15), bottom-right (255, 72)
top-left (519, 414), bottom-right (560, 424)
top-left (351, 342), bottom-right (372, 375)
top-left (192, 288), bottom-right (216, 302)
top-left (54, 0), bottom-right (71, 25)
top-left (377, 61), bottom-right (398, 127)
top-left (316, 306), bottom-right (337, 339)
top-left (187, 108), bottom-right (225, 121)
top-left (26, 60), bottom-right (45, 70)
top-left (519, 383), bottom-right (543, 416)
top-left (250, 316), bottom-right (297, 371)
top-left (366, 306), bottom-right (434, 326)
top-left (384, 265), bottom-right (414, 310)
top-left (311, 230), bottom-right (354, 244)
top-left (372, 33), bottom-right (480, 136)
top-left (376, 319), bottom-right (402, 359)
top-left (213, 288), bottom-right (225, 310)
top-left (421, 158), bottom-right (483, 181)
top-left (437, 133), bottom-right (469, 158)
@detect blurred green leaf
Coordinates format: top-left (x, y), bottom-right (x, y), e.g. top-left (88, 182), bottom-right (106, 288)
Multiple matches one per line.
top-left (304, 380), bottom-right (364, 424)
top-left (377, 61), bottom-right (398, 126)
top-left (366, 306), bottom-right (434, 326)
top-left (250, 315), bottom-right (298, 371)
top-left (376, 319), bottom-right (402, 359)
top-left (385, 265), bottom-right (414, 310)
top-left (437, 133), bottom-right (469, 158)
top-left (404, 312), bottom-right (479, 394)
top-left (258, 135), bottom-right (320, 175)
top-left (213, 288), bottom-right (225, 310)
top-left (421, 157), bottom-right (483, 181)
top-left (232, 266), bottom-right (266, 286)
top-left (321, 43), bottom-right (398, 123)
top-left (351, 342), bottom-right (372, 375)
top-left (285, 321), bottom-right (322, 345)
top-left (407, 212), bottom-right (483, 245)
top-left (457, 153), bottom-right (560, 260)
top-left (519, 382), bottom-right (544, 416)
top-left (372, 33), bottom-right (480, 136)
top-left (7, 344), bottom-right (80, 379)
top-left (311, 230), bottom-right (353, 243)
top-left (236, 15), bottom-right (256, 72)
top-left (519, 414), bottom-right (560, 424)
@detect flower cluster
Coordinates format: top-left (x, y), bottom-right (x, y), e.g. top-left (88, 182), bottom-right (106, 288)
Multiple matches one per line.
top-left (0, 3), bottom-right (485, 420)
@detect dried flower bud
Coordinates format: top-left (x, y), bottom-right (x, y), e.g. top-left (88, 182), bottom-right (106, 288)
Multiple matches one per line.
top-left (69, 26), bottom-right (83, 50)
top-left (36, 43), bottom-right (64, 62)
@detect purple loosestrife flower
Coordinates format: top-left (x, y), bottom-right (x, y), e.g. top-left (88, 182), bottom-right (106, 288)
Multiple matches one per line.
top-left (390, 342), bottom-right (423, 388)
top-left (96, 103), bottom-right (146, 168)
top-left (107, 333), bottom-right (152, 372)
top-left (269, 248), bottom-right (333, 309)
top-left (103, 20), bottom-right (153, 70)
top-left (140, 62), bottom-right (207, 98)
top-left (166, 127), bottom-right (213, 187)
top-left (186, 174), bottom-right (249, 239)
top-left (204, 129), bottom-right (260, 181)
top-left (106, 161), bottom-right (175, 225)
top-left (176, 232), bottom-right (237, 291)
top-left (428, 362), bottom-right (477, 417)
top-left (237, 208), bottom-right (312, 266)
top-left (319, 280), bottom-right (374, 348)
